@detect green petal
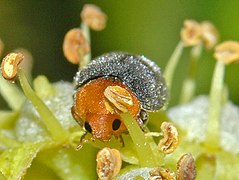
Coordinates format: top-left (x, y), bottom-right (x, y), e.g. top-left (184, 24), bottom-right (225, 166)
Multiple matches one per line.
top-left (37, 144), bottom-right (97, 180)
top-left (24, 160), bottom-right (59, 180)
top-left (0, 143), bottom-right (43, 179)
top-left (119, 135), bottom-right (139, 165)
top-left (215, 151), bottom-right (239, 179)
top-left (196, 153), bottom-right (216, 179)
top-left (0, 130), bottom-right (20, 149)
top-left (0, 110), bottom-right (18, 129)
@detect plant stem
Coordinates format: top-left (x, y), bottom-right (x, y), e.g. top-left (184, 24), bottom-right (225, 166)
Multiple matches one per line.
top-left (180, 44), bottom-right (202, 104)
top-left (121, 113), bottom-right (157, 167)
top-left (163, 41), bottom-right (184, 95)
top-left (205, 60), bottom-right (225, 151)
top-left (0, 75), bottom-right (25, 110)
top-left (17, 69), bottom-right (69, 142)
top-left (80, 22), bottom-right (91, 68)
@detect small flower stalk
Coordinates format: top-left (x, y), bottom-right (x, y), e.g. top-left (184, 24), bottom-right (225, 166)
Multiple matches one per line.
top-left (0, 3), bottom-right (238, 179)
top-left (63, 4), bottom-right (107, 69)
top-left (180, 20), bottom-right (218, 103)
top-left (205, 40), bottom-right (239, 150)
top-left (179, 44), bottom-right (202, 104)
top-left (1, 52), bottom-right (69, 143)
top-left (164, 20), bottom-right (218, 102)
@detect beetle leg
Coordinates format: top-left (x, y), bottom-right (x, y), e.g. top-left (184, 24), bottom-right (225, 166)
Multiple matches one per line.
top-left (76, 131), bottom-right (88, 150)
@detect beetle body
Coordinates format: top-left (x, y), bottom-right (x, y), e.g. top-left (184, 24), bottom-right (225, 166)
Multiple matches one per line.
top-left (72, 52), bottom-right (167, 141)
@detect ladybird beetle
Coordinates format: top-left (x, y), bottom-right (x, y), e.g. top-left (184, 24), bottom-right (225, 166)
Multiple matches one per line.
top-left (71, 52), bottom-right (167, 141)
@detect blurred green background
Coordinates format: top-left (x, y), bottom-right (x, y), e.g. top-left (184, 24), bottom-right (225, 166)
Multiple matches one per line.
top-left (0, 0), bottom-right (238, 107)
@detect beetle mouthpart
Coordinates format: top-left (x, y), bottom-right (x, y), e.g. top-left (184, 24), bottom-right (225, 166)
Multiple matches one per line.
top-left (104, 85), bottom-right (133, 114)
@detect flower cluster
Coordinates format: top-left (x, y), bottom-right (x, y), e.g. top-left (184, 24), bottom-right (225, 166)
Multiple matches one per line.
top-left (0, 3), bottom-right (238, 180)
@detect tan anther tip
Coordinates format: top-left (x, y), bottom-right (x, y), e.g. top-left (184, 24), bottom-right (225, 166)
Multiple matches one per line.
top-left (104, 86), bottom-right (133, 114)
top-left (96, 147), bottom-right (122, 180)
top-left (201, 21), bottom-right (219, 49)
top-left (214, 41), bottom-right (239, 64)
top-left (63, 28), bottom-right (90, 64)
top-left (181, 19), bottom-right (202, 47)
top-left (81, 4), bottom-right (107, 31)
top-left (177, 153), bottom-right (196, 180)
top-left (1, 52), bottom-right (24, 81)
top-left (158, 122), bottom-right (179, 154)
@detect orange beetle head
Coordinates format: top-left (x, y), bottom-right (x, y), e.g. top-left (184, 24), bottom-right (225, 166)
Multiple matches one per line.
top-left (84, 113), bottom-right (126, 141)
top-left (71, 77), bottom-right (141, 141)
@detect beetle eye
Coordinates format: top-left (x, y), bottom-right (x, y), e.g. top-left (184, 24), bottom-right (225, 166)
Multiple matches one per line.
top-left (112, 119), bottom-right (121, 131)
top-left (84, 121), bottom-right (92, 133)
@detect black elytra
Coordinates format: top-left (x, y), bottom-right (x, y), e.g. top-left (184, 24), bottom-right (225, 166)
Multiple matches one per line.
top-left (74, 52), bottom-right (168, 112)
